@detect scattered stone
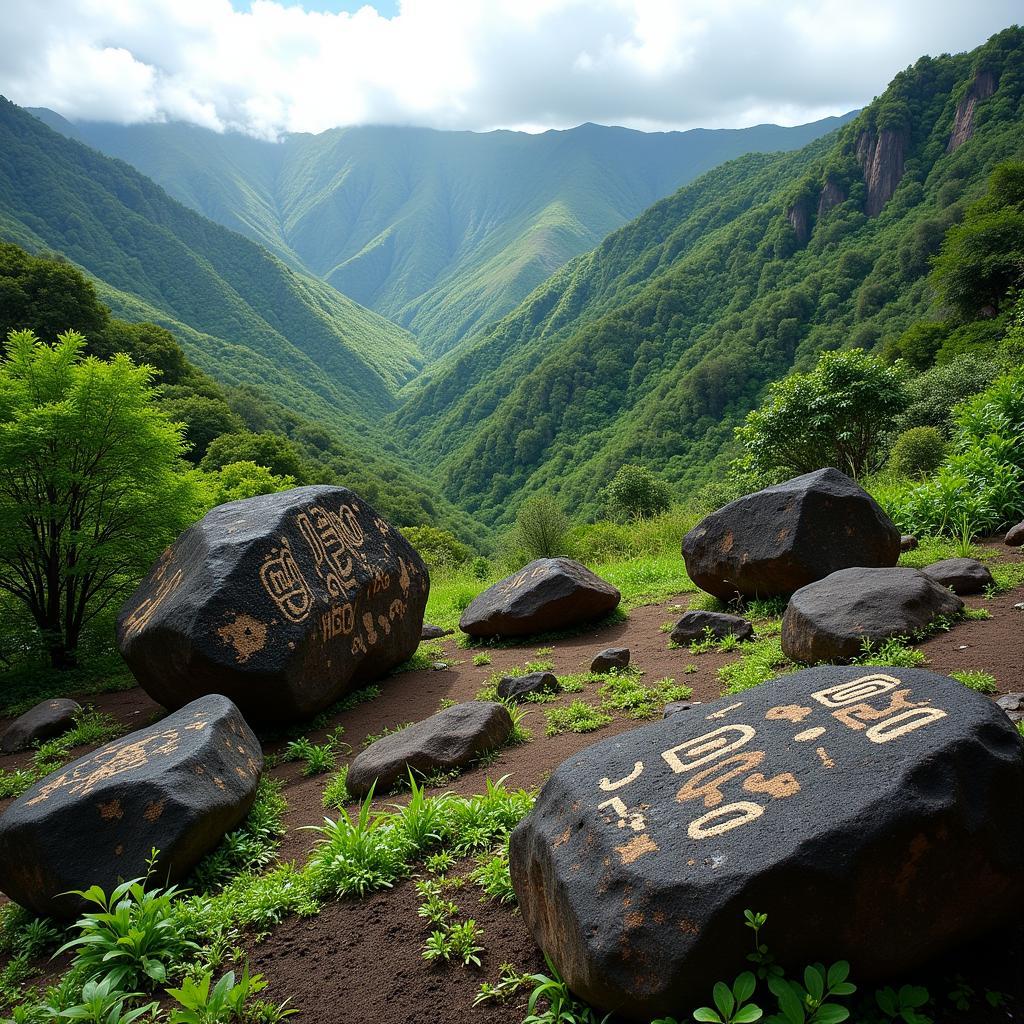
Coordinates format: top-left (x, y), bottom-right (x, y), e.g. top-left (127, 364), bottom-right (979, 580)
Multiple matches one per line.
top-left (431, 662), bottom-right (448, 671)
top-left (669, 611), bottom-right (754, 646)
top-left (781, 566), bottom-right (964, 664)
top-left (996, 693), bottom-right (1024, 724)
top-left (1015, 602), bottom-right (1024, 611)
top-left (1, 699), bottom-right (81, 755)
top-left (421, 624), bottom-right (452, 640)
top-left (117, 486), bottom-right (429, 723)
top-left (347, 702), bottom-right (513, 798)
top-left (1004, 522), bottom-right (1024, 546)
top-left (459, 558), bottom-right (620, 639)
top-left (0, 695), bottom-right (261, 919)
top-left (921, 557), bottom-right (994, 595)
top-left (497, 672), bottom-right (560, 703)
top-left (682, 468), bottom-right (900, 601)
top-left (900, 534), bottom-right (918, 552)
top-left (662, 701), bottom-right (696, 718)
top-left (509, 666), bottom-right (1023, 1019)
top-left (591, 648), bottom-right (630, 673)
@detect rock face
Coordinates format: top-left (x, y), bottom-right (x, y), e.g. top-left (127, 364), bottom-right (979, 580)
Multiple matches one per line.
top-left (670, 611), bottom-right (754, 646)
top-left (498, 672), bottom-right (560, 703)
top-left (682, 469), bottom-right (900, 601)
top-left (591, 648), bottom-right (630, 673)
top-left (117, 486), bottom-right (429, 723)
top-left (459, 558), bottom-right (620, 639)
top-left (509, 667), bottom-right (1023, 1020)
top-left (786, 198), bottom-right (812, 247)
top-left (948, 70), bottom-right (997, 152)
top-left (816, 178), bottom-right (846, 218)
top-left (922, 557), bottom-right (994, 595)
top-left (1, 699), bottom-right (81, 754)
top-left (347, 702), bottom-right (513, 797)
top-left (1004, 522), bottom-right (1024, 547)
top-left (856, 127), bottom-right (907, 216)
top-left (781, 567), bottom-right (964, 664)
top-left (0, 695), bottom-right (261, 919)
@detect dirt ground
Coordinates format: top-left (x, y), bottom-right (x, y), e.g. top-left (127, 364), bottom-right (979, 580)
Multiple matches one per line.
top-left (1, 542), bottom-right (1022, 1023)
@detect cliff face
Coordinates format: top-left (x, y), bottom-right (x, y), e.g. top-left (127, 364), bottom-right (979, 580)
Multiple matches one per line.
top-left (948, 69), bottom-right (997, 152)
top-left (816, 179), bottom-right (846, 217)
top-left (856, 128), bottom-right (907, 217)
top-left (786, 198), bottom-right (813, 245)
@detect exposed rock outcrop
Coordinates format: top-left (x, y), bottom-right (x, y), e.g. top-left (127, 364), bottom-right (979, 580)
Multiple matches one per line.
top-left (786, 198), bottom-right (813, 246)
top-left (816, 178), bottom-right (846, 217)
top-left (948, 70), bottom-right (997, 152)
top-left (856, 128), bottom-right (907, 216)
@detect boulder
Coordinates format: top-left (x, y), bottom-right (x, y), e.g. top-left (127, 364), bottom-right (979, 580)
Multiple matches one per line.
top-left (996, 693), bottom-right (1024, 724)
top-left (591, 648), bottom-right (630, 673)
top-left (781, 567), bottom-right (964, 664)
top-left (497, 672), bottom-right (559, 703)
top-left (117, 486), bottom-right (429, 723)
top-left (1004, 522), bottom-right (1024, 547)
top-left (662, 701), bottom-right (697, 718)
top-left (347, 702), bottom-right (513, 797)
top-left (509, 666), bottom-right (1023, 1020)
top-left (669, 611), bottom-right (754, 646)
top-left (682, 468), bottom-right (900, 601)
top-left (459, 558), bottom-right (620, 639)
top-left (1, 699), bottom-right (81, 754)
top-left (421, 624), bottom-right (452, 640)
top-left (0, 694), bottom-right (261, 919)
top-left (900, 535), bottom-right (918, 552)
top-left (922, 557), bottom-right (994, 595)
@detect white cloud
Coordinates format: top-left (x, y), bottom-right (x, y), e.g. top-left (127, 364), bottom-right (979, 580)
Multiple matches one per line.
top-left (0, 0), bottom-right (1018, 137)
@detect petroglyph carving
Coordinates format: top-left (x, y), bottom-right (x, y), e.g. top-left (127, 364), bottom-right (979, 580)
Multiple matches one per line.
top-left (811, 673), bottom-right (899, 708)
top-left (259, 537), bottom-right (313, 623)
top-left (662, 725), bottom-right (756, 774)
top-left (599, 761), bottom-right (644, 792)
top-left (121, 561), bottom-right (183, 640)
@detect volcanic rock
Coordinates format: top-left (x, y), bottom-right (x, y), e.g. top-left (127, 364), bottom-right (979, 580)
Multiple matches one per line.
top-left (459, 558), bottom-right (619, 639)
top-left (996, 693), bottom-right (1024, 724)
top-left (117, 486), bottom-right (429, 722)
top-left (0, 694), bottom-right (261, 918)
top-left (682, 469), bottom-right (900, 601)
top-left (421, 624), bottom-right (452, 640)
top-left (1, 699), bottom-right (81, 754)
top-left (509, 666), bottom-right (1023, 1020)
top-left (900, 535), bottom-right (918, 552)
top-left (497, 672), bottom-right (559, 703)
top-left (921, 557), bottom-right (994, 595)
top-left (781, 566), bottom-right (964, 664)
top-left (1004, 522), bottom-right (1024, 547)
top-left (669, 611), bottom-right (754, 646)
top-left (591, 648), bottom-right (630, 673)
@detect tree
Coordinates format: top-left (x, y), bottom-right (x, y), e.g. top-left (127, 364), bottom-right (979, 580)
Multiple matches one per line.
top-left (605, 464), bottom-right (672, 521)
top-left (508, 496), bottom-right (570, 561)
top-left (208, 461), bottom-right (295, 505)
top-left (0, 330), bottom-right (201, 668)
top-left (400, 525), bottom-right (472, 569)
top-left (200, 431), bottom-right (307, 482)
top-left (734, 350), bottom-right (909, 481)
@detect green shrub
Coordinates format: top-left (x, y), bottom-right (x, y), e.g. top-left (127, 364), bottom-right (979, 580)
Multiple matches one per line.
top-left (400, 525), bottom-right (472, 569)
top-left (605, 464), bottom-right (672, 521)
top-left (505, 495), bottom-right (570, 561)
top-left (889, 427), bottom-right (946, 478)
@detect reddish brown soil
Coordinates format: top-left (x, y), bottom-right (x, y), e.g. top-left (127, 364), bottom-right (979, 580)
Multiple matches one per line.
top-left (1, 542), bottom-right (1022, 1023)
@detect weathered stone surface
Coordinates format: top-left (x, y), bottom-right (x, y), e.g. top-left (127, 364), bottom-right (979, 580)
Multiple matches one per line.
top-left (509, 667), bottom-right (1023, 1020)
top-left (1003, 522), bottom-right (1024, 547)
top-left (662, 701), bottom-right (696, 718)
top-left (591, 648), bottom-right (630, 673)
top-left (117, 486), bottom-right (429, 723)
top-left (421, 624), bottom-right (452, 640)
top-left (347, 702), bottom-right (513, 797)
top-left (669, 611), bottom-right (754, 646)
top-left (900, 535), bottom-right (918, 552)
top-left (497, 672), bottom-right (559, 703)
top-left (996, 693), bottom-right (1024, 724)
top-left (1, 699), bottom-right (81, 754)
top-left (0, 695), bottom-right (261, 919)
top-left (781, 567), bottom-right (964, 664)
top-left (682, 469), bottom-right (900, 601)
top-left (921, 557), bottom-right (994, 595)
top-left (459, 558), bottom-right (620, 638)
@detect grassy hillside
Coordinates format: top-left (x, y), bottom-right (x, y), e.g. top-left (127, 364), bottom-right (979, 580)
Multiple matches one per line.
top-left (391, 27), bottom-right (1024, 527)
top-left (32, 113), bottom-right (854, 355)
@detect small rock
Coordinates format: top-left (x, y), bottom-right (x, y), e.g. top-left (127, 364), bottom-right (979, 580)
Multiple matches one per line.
top-left (431, 661), bottom-right (448, 671)
top-left (1014, 602), bottom-right (1024, 611)
top-left (900, 535), bottom-right (918, 552)
top-left (1004, 522), bottom-right (1024, 546)
top-left (591, 648), bottom-right (630, 673)
top-left (0, 694), bottom-right (261, 919)
top-left (421, 624), bottom-right (452, 640)
top-left (459, 558), bottom-right (620, 638)
top-left (781, 566), bottom-right (964, 664)
top-left (347, 702), bottom-right (513, 797)
top-left (662, 701), bottom-right (695, 718)
top-left (996, 693), bottom-right (1024, 723)
top-left (921, 557), bottom-right (994, 595)
top-left (497, 671), bottom-right (560, 703)
top-left (1, 699), bottom-right (81, 754)
top-left (669, 611), bottom-right (754, 646)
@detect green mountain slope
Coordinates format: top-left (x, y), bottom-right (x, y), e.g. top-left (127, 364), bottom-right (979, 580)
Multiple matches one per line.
top-left (391, 27), bottom-right (1024, 527)
top-left (31, 113), bottom-right (854, 355)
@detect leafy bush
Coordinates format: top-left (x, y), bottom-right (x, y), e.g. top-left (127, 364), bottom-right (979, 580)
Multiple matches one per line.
top-left (888, 427), bottom-right (945, 478)
top-left (605, 464), bottom-right (672, 521)
top-left (506, 496), bottom-right (570, 561)
top-left (400, 525), bottom-right (472, 569)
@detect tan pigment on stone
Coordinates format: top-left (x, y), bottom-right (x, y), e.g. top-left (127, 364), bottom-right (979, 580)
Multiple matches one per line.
top-left (217, 612), bottom-right (268, 663)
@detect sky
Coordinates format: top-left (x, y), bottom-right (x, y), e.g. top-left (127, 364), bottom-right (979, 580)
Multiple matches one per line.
top-left (0, 0), bottom-right (1018, 139)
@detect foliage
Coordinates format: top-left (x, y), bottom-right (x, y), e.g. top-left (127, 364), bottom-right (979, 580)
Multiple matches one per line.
top-left (400, 526), bottom-right (472, 569)
top-left (605, 464), bottom-right (672, 521)
top-left (50, 974), bottom-right (157, 1024)
top-left (544, 701), bottom-right (613, 736)
top-left (950, 669), bottom-right (998, 694)
top-left (166, 965), bottom-right (294, 1024)
top-left (207, 461), bottom-right (294, 505)
top-left (718, 636), bottom-right (791, 695)
top-left (506, 496), bottom-right (571, 560)
top-left (597, 671), bottom-right (692, 720)
top-left (421, 919), bottom-right (484, 968)
top-left (522, 955), bottom-right (609, 1024)
top-left (888, 428), bottom-right (945, 478)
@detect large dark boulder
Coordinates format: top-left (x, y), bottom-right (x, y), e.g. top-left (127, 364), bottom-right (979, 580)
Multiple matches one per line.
top-left (591, 648), bottom-right (630, 673)
top-left (347, 702), bottom-right (513, 797)
top-left (921, 557), bottom-right (994, 595)
top-left (459, 558), bottom-right (619, 639)
top-left (117, 486), bottom-right (429, 722)
top-left (1, 699), bottom-right (81, 754)
top-left (509, 667), bottom-right (1023, 1020)
top-left (669, 611), bottom-right (753, 646)
top-left (1004, 522), bottom-right (1024, 547)
top-left (0, 695), bottom-right (261, 919)
top-left (682, 469), bottom-right (900, 601)
top-left (781, 567), bottom-right (964, 663)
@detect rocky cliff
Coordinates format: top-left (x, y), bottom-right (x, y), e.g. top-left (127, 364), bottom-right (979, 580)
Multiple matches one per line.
top-left (856, 128), bottom-right (907, 217)
top-left (948, 69), bottom-right (997, 152)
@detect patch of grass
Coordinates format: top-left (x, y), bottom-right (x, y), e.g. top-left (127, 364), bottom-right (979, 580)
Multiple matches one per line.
top-left (544, 701), bottom-right (612, 736)
top-left (280, 729), bottom-right (346, 776)
top-left (322, 765), bottom-right (351, 810)
top-left (856, 636), bottom-right (927, 668)
top-left (718, 636), bottom-right (793, 695)
top-left (964, 607), bottom-right (993, 620)
top-left (361, 722), bottom-right (413, 748)
top-left (473, 653), bottom-right (492, 667)
top-left (394, 640), bottom-right (445, 673)
top-left (950, 669), bottom-right (998, 693)
top-left (597, 671), bottom-right (692, 720)
top-left (469, 845), bottom-right (517, 905)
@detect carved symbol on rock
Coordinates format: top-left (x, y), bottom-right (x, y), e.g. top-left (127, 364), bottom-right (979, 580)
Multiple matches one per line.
top-left (662, 725), bottom-right (756, 774)
top-left (599, 761), bottom-right (644, 792)
top-left (811, 673), bottom-right (899, 708)
top-left (259, 537), bottom-right (314, 624)
top-left (122, 559), bottom-right (184, 639)
top-left (598, 796), bottom-right (647, 832)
